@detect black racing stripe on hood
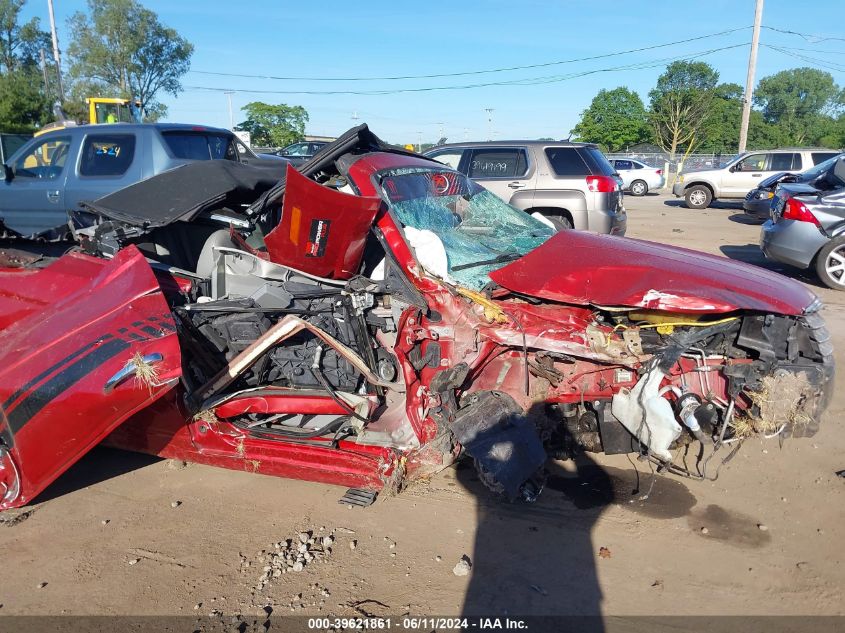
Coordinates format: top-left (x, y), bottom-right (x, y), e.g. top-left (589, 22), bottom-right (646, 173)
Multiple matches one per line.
top-left (6, 338), bottom-right (130, 435)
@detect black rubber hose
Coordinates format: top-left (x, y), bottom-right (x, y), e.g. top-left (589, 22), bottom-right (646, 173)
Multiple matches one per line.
top-left (656, 321), bottom-right (739, 373)
top-left (310, 345), bottom-right (369, 423)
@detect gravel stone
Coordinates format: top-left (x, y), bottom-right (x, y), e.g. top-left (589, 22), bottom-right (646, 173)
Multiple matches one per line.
top-left (453, 556), bottom-right (472, 577)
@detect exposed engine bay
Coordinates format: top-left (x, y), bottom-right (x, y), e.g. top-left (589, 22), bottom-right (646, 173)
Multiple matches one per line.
top-left (0, 125), bottom-right (834, 510)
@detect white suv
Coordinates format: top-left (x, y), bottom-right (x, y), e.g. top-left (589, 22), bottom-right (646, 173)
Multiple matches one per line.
top-left (672, 148), bottom-right (840, 209)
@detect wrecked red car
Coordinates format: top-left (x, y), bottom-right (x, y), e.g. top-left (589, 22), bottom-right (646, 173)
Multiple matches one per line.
top-left (0, 126), bottom-right (834, 510)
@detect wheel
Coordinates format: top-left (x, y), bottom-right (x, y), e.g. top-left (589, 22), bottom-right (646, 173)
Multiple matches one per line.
top-left (630, 180), bottom-right (648, 196)
top-left (684, 185), bottom-right (712, 209)
top-left (815, 238), bottom-right (845, 290)
top-left (546, 215), bottom-right (573, 231)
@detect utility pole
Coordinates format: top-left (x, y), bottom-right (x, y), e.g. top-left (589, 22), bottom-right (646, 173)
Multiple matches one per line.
top-left (46, 0), bottom-right (64, 101)
top-left (417, 131), bottom-right (422, 153)
top-left (224, 91), bottom-right (235, 129)
top-left (352, 111), bottom-right (359, 123)
top-left (739, 0), bottom-right (764, 153)
top-left (484, 108), bottom-right (494, 141)
top-left (39, 48), bottom-right (51, 97)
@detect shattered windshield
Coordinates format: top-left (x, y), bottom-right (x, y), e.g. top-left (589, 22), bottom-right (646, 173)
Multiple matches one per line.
top-left (379, 167), bottom-right (554, 289)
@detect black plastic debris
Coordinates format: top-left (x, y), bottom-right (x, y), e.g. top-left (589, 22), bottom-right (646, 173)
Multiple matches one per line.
top-left (339, 488), bottom-right (378, 507)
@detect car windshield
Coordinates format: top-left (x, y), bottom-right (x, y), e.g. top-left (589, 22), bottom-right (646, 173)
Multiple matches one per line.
top-left (379, 167), bottom-right (554, 290)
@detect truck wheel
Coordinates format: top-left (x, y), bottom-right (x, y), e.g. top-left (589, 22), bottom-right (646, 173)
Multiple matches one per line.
top-left (815, 238), bottom-right (845, 290)
top-left (546, 215), bottom-right (573, 231)
top-left (684, 185), bottom-right (712, 209)
top-left (630, 180), bottom-right (648, 196)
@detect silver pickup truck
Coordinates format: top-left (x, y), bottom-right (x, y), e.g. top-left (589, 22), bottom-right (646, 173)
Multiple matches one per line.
top-left (0, 123), bottom-right (288, 238)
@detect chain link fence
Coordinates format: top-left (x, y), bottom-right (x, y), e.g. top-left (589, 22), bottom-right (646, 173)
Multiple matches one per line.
top-left (606, 152), bottom-right (737, 187)
top-left (252, 147), bottom-right (736, 188)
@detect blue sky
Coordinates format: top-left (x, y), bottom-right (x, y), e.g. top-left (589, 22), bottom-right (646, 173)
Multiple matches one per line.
top-left (22, 0), bottom-right (845, 144)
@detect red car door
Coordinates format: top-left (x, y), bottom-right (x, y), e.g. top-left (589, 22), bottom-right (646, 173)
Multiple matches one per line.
top-left (0, 246), bottom-right (182, 510)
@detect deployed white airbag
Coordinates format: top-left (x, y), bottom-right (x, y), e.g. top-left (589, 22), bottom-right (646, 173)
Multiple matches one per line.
top-left (404, 227), bottom-right (452, 282)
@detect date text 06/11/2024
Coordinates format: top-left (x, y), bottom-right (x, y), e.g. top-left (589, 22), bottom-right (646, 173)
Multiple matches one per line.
top-left (307, 617), bottom-right (530, 630)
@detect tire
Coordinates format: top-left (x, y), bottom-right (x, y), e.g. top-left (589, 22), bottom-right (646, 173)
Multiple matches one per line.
top-left (814, 237), bottom-right (845, 290)
top-left (684, 185), bottom-right (712, 209)
top-left (630, 180), bottom-right (648, 196)
top-left (546, 215), bottom-right (573, 231)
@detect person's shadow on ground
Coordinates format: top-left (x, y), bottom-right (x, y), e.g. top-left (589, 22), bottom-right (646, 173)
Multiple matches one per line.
top-left (455, 452), bottom-right (609, 632)
top-left (452, 395), bottom-right (619, 633)
top-left (453, 400), bottom-right (698, 633)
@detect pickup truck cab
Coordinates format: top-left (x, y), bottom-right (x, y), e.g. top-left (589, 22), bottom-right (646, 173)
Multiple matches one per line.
top-left (1, 123), bottom-right (287, 238)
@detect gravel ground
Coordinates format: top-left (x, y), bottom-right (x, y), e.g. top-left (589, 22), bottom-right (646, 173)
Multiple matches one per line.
top-left (0, 192), bottom-right (843, 622)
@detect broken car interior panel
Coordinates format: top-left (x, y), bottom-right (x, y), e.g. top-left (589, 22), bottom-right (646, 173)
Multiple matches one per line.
top-left (0, 125), bottom-right (835, 510)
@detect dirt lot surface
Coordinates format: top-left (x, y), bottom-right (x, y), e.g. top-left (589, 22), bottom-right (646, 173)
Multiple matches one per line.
top-left (1, 193), bottom-right (843, 624)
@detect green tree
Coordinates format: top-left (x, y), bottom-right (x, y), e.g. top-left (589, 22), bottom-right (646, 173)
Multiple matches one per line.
top-left (0, 69), bottom-right (49, 132)
top-left (696, 83), bottom-right (742, 153)
top-left (235, 102), bottom-right (309, 147)
top-left (66, 0), bottom-right (193, 118)
top-left (754, 67), bottom-right (843, 145)
top-left (0, 0), bottom-right (50, 132)
top-left (816, 115), bottom-right (845, 149)
top-left (572, 87), bottom-right (650, 151)
top-left (648, 61), bottom-right (719, 159)
top-left (0, 0), bottom-right (50, 71)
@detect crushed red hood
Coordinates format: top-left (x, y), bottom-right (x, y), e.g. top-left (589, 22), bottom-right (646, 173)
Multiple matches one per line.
top-left (489, 231), bottom-right (817, 315)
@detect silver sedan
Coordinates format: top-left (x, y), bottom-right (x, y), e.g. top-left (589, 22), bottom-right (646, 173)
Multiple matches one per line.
top-left (760, 159), bottom-right (845, 289)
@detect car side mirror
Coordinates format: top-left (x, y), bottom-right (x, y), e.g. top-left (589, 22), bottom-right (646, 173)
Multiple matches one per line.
top-left (728, 164), bottom-right (737, 173)
top-left (3, 164), bottom-right (13, 182)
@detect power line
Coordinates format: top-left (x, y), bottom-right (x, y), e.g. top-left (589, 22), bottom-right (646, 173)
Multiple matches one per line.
top-left (761, 25), bottom-right (845, 44)
top-left (187, 26), bottom-right (751, 83)
top-left (762, 44), bottom-right (845, 73)
top-left (182, 43), bottom-right (749, 97)
top-left (766, 45), bottom-right (845, 55)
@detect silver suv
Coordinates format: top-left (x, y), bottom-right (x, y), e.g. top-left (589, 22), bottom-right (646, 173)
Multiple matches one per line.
top-left (424, 141), bottom-right (626, 235)
top-left (672, 148), bottom-right (840, 209)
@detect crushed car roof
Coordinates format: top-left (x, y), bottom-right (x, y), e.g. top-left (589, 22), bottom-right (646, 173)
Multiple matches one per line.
top-left (249, 124), bottom-right (425, 213)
